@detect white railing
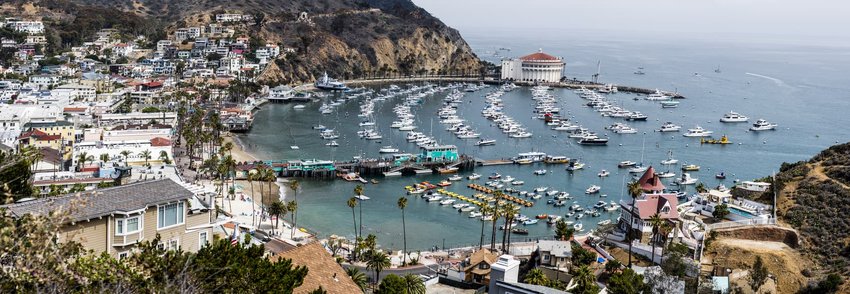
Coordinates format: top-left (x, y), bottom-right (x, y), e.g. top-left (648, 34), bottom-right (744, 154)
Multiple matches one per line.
top-left (704, 218), bottom-right (776, 231)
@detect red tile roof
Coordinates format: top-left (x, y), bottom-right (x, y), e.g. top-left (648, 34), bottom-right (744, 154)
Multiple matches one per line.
top-left (19, 129), bottom-right (61, 141)
top-left (634, 194), bottom-right (679, 220)
top-left (63, 107), bottom-right (87, 112)
top-left (142, 81), bottom-right (163, 88)
top-left (637, 166), bottom-right (665, 192)
top-left (520, 51), bottom-right (560, 62)
top-left (150, 137), bottom-right (172, 147)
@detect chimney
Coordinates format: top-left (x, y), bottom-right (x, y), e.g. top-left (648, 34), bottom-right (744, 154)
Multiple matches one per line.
top-left (489, 255), bottom-right (520, 291)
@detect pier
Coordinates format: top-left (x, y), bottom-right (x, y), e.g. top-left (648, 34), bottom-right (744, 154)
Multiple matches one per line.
top-left (235, 155), bottom-right (478, 179)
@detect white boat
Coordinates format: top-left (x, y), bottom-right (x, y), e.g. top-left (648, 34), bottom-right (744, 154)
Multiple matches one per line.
top-left (658, 122), bottom-right (682, 132)
top-left (683, 126), bottom-right (714, 137)
top-left (750, 119), bottom-right (778, 131)
top-left (448, 175), bottom-right (463, 181)
top-left (355, 195), bottom-right (370, 200)
top-left (426, 195), bottom-right (444, 202)
top-left (598, 170), bottom-right (610, 177)
top-left (656, 171), bottom-right (676, 178)
top-left (646, 89), bottom-right (670, 101)
top-left (660, 101), bottom-right (680, 108)
top-left (468, 173), bottom-right (481, 180)
top-left (440, 199), bottom-right (456, 205)
top-left (476, 139), bottom-right (496, 146)
top-left (573, 223), bottom-right (584, 231)
top-left (326, 141), bottom-right (339, 147)
top-left (290, 146), bottom-right (300, 150)
top-left (534, 169), bottom-right (547, 175)
top-left (453, 203), bottom-right (469, 209)
top-left (628, 165), bottom-right (648, 174)
top-left (534, 187), bottom-right (549, 193)
top-left (379, 146), bottom-right (399, 153)
top-left (293, 105), bottom-right (306, 109)
top-left (618, 161), bottom-right (637, 168)
top-left (511, 180), bottom-right (525, 185)
top-left (677, 173), bottom-right (698, 185)
top-left (461, 206), bottom-right (476, 212)
top-left (315, 72), bottom-right (348, 90)
top-left (597, 219), bottom-right (612, 226)
top-left (523, 219), bottom-right (539, 225)
top-left (312, 124), bottom-right (327, 130)
top-left (720, 111), bottom-right (749, 123)
top-left (660, 150), bottom-right (679, 165)
top-left (585, 185), bottom-right (601, 194)
top-left (566, 162), bottom-right (585, 171)
top-left (469, 211), bottom-right (483, 218)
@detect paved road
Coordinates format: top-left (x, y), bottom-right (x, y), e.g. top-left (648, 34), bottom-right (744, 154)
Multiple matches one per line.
top-left (342, 262), bottom-right (451, 282)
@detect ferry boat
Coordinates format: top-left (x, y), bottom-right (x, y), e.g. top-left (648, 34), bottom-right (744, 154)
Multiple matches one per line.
top-left (314, 72), bottom-right (348, 91)
top-left (720, 111), bottom-right (749, 123)
top-left (543, 155), bottom-right (569, 164)
top-left (658, 122), bottom-right (682, 132)
top-left (750, 119), bottom-right (778, 131)
top-left (515, 152), bottom-right (547, 163)
top-left (683, 126), bottom-right (713, 137)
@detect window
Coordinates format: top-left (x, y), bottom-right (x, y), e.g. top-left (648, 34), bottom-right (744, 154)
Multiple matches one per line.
top-left (157, 202), bottom-right (185, 229)
top-left (168, 238), bottom-right (179, 250)
top-left (543, 254), bottom-right (550, 261)
top-left (199, 231), bottom-right (209, 248)
top-left (118, 251), bottom-right (129, 260)
top-left (115, 216), bottom-right (141, 235)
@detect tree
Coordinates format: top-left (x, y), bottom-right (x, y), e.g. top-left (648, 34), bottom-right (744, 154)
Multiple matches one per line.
top-left (120, 150), bottom-right (132, 166)
top-left (99, 153), bottom-right (109, 166)
top-left (648, 213), bottom-right (664, 264)
top-left (345, 267), bottom-right (367, 292)
top-left (140, 150), bottom-right (152, 166)
top-left (479, 205), bottom-right (490, 249)
top-left (523, 268), bottom-right (549, 286)
top-left (713, 204), bottom-right (730, 220)
top-left (288, 180), bottom-right (300, 239)
top-left (571, 244), bottom-right (597, 268)
top-left (403, 274), bottom-right (425, 294)
top-left (750, 256), bottom-right (768, 291)
top-left (286, 200), bottom-right (298, 238)
top-left (354, 185), bottom-right (364, 238)
top-left (571, 265), bottom-right (600, 294)
top-left (347, 197), bottom-right (358, 248)
top-left (626, 180), bottom-right (643, 268)
top-left (367, 250), bottom-right (390, 283)
top-left (248, 172), bottom-right (257, 227)
top-left (268, 200), bottom-right (286, 236)
top-left (695, 182), bottom-right (708, 193)
top-left (76, 151), bottom-right (94, 171)
top-left (501, 203), bottom-right (519, 252)
top-left (158, 150), bottom-right (171, 164)
top-left (375, 274), bottom-right (405, 294)
top-left (605, 260), bottom-right (622, 274)
top-left (397, 196), bottom-right (408, 266)
top-left (555, 218), bottom-right (575, 241)
top-left (607, 268), bottom-right (646, 294)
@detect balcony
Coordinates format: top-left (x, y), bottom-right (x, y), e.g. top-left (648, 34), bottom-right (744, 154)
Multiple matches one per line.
top-left (113, 231), bottom-right (144, 247)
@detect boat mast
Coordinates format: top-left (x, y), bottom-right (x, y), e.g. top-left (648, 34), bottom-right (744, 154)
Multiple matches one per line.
top-left (592, 60), bottom-right (601, 84)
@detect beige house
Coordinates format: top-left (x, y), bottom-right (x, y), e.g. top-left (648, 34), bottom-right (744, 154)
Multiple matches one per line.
top-left (2, 179), bottom-right (212, 259)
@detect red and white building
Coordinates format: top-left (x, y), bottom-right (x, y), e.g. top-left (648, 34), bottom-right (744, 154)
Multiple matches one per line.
top-left (617, 166), bottom-right (681, 243)
top-left (500, 49), bottom-right (564, 83)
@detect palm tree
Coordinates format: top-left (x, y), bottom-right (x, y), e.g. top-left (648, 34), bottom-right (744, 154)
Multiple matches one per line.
top-left (403, 274), bottom-right (426, 294)
top-left (501, 203), bottom-right (519, 252)
top-left (287, 200), bottom-right (298, 238)
top-left (573, 265), bottom-right (596, 292)
top-left (248, 171), bottom-right (256, 227)
top-left (397, 196), bottom-right (408, 266)
top-left (140, 150), bottom-right (152, 166)
top-left (626, 180), bottom-right (643, 268)
top-left (354, 184), bottom-right (364, 238)
top-left (268, 200), bottom-right (286, 235)
top-left (99, 153), bottom-right (109, 167)
top-left (648, 213), bottom-right (664, 264)
top-left (523, 268), bottom-right (548, 286)
top-left (120, 150), bottom-right (132, 166)
top-left (479, 205), bottom-right (490, 249)
top-left (76, 152), bottom-right (93, 171)
top-left (490, 192), bottom-right (503, 252)
top-left (346, 267), bottom-right (368, 292)
top-left (158, 150), bottom-right (170, 164)
top-left (367, 250), bottom-right (391, 283)
top-left (347, 196), bottom-right (359, 260)
top-left (288, 180), bottom-right (300, 239)
top-left (256, 165), bottom-right (270, 223)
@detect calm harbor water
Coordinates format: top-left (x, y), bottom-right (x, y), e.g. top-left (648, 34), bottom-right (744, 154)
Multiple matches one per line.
top-left (238, 30), bottom-right (850, 250)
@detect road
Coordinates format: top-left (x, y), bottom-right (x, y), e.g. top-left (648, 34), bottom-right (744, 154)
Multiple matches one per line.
top-left (342, 262), bottom-right (451, 282)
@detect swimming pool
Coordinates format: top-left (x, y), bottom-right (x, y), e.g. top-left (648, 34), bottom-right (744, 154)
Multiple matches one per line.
top-left (728, 206), bottom-right (757, 219)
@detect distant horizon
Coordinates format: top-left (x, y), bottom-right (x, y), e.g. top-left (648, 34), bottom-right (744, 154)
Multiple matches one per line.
top-left (413, 0), bottom-right (850, 46)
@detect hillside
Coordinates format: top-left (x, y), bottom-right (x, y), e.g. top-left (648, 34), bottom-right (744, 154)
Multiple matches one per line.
top-left (1, 0), bottom-right (481, 84)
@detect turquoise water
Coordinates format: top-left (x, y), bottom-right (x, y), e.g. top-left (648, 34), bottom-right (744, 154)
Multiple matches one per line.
top-left (728, 206), bottom-right (756, 219)
top-left (237, 30), bottom-right (850, 250)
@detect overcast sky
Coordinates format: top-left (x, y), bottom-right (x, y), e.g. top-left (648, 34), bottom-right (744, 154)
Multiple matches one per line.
top-left (413, 0), bottom-right (848, 40)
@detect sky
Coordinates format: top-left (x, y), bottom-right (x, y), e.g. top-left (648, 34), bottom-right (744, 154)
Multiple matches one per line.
top-left (412, 0), bottom-right (849, 41)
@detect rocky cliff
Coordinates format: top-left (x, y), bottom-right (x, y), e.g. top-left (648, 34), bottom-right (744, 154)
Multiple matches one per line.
top-left (3, 0), bottom-right (481, 84)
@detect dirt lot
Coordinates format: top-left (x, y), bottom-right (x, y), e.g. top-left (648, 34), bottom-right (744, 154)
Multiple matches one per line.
top-left (703, 237), bottom-right (812, 293)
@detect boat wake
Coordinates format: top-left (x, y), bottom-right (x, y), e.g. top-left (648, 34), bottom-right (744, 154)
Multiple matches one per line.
top-left (745, 72), bottom-right (790, 87)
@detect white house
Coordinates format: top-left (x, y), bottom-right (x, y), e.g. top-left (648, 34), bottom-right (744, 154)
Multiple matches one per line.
top-left (736, 181), bottom-right (771, 192)
top-left (7, 21), bottom-right (44, 35)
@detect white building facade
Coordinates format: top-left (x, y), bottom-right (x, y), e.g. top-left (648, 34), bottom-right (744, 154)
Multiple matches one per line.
top-left (501, 49), bottom-right (564, 83)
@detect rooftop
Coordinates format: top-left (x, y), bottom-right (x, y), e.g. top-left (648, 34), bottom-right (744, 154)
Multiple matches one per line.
top-left (537, 240), bottom-right (572, 257)
top-left (271, 242), bottom-right (361, 294)
top-left (637, 166), bottom-right (665, 192)
top-left (519, 49), bottom-right (561, 62)
top-left (2, 179), bottom-right (196, 222)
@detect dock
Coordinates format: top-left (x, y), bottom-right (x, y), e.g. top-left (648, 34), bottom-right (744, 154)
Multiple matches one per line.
top-left (476, 159), bottom-right (514, 166)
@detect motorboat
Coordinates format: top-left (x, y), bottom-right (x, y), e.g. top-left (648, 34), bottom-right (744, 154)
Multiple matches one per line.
top-left (437, 180), bottom-right (452, 187)
top-left (489, 173), bottom-right (502, 179)
top-left (453, 203), bottom-right (469, 209)
top-left (355, 195), bottom-right (371, 200)
top-left (379, 146), bottom-right (399, 153)
top-left (598, 170), bottom-right (610, 177)
top-left (646, 89), bottom-right (670, 101)
top-left (468, 211), bottom-right (483, 218)
top-left (315, 72), bottom-right (348, 91)
top-left (438, 167), bottom-right (459, 174)
top-left (628, 165), bottom-right (648, 173)
top-left (677, 173), bottom-right (698, 185)
top-left (585, 185), bottom-right (601, 194)
top-left (625, 112), bottom-right (648, 121)
top-left (683, 126), bottom-right (713, 137)
top-left (658, 122), bottom-right (682, 132)
top-left (534, 187), bottom-right (549, 193)
top-left (511, 228), bottom-right (529, 235)
top-left (573, 223), bottom-right (584, 231)
top-left (461, 206), bottom-right (476, 212)
top-left (326, 141), bottom-right (339, 147)
top-left (511, 180), bottom-right (525, 185)
top-left (715, 172), bottom-right (727, 179)
top-left (661, 150), bottom-right (679, 165)
top-left (597, 219), bottom-right (612, 226)
top-left (523, 219), bottom-right (539, 225)
top-left (720, 111), bottom-right (749, 123)
top-left (293, 105), bottom-right (306, 110)
top-left (468, 173), bottom-right (481, 180)
top-left (426, 195), bottom-right (444, 202)
top-left (501, 176), bottom-right (515, 183)
top-left (448, 175), bottom-right (463, 181)
top-left (681, 164), bottom-right (701, 171)
top-left (578, 137), bottom-right (608, 145)
top-left (618, 161), bottom-right (637, 168)
top-left (440, 199), bottom-right (456, 205)
top-left (750, 119), bottom-right (778, 131)
top-left (566, 161), bottom-right (585, 171)
top-left (594, 201), bottom-right (608, 209)
top-left (534, 169), bottom-right (547, 175)
top-left (312, 124), bottom-right (327, 130)
top-left (547, 215), bottom-right (562, 225)
top-left (660, 101), bottom-right (680, 108)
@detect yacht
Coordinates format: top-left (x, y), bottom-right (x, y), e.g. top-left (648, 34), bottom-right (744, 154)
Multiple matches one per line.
top-left (453, 203), bottom-right (469, 209)
top-left (440, 199), bottom-right (456, 205)
top-left (720, 111), bottom-right (749, 123)
top-left (646, 89), bottom-right (671, 101)
top-left (426, 195), bottom-right (443, 202)
top-left (511, 180), bottom-right (525, 185)
top-left (625, 112), bottom-right (648, 121)
top-left (573, 223), bottom-right (584, 231)
top-left (598, 170), bottom-right (610, 177)
top-left (566, 161), bottom-right (585, 171)
top-left (326, 141), bottom-right (339, 147)
top-left (489, 173), bottom-right (502, 179)
top-left (618, 161), bottom-right (637, 168)
top-left (314, 72), bottom-right (348, 90)
top-left (448, 175), bottom-right (463, 181)
top-left (683, 126), bottom-right (713, 137)
top-left (468, 173), bottom-right (482, 180)
top-left (750, 119), bottom-right (778, 131)
top-left (681, 164), bottom-right (701, 171)
top-left (533, 169), bottom-right (548, 175)
top-left (660, 101), bottom-right (680, 108)
top-left (475, 139), bottom-right (496, 146)
top-left (585, 185), bottom-right (601, 194)
top-left (657, 171), bottom-right (676, 178)
top-left (658, 122), bottom-right (682, 132)
top-left (677, 173), bottom-right (698, 185)
top-left (468, 211), bottom-right (483, 218)
top-left (578, 137), bottom-right (609, 145)
top-left (378, 146), bottom-right (399, 153)
top-left (628, 165), bottom-right (648, 174)
top-left (534, 187), bottom-right (549, 193)
top-left (660, 150), bottom-right (679, 165)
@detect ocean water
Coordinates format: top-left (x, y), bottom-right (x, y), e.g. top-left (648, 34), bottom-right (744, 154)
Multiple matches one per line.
top-left (237, 29), bottom-right (850, 250)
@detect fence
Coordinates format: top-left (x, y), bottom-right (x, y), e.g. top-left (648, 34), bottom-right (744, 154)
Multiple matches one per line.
top-left (704, 218), bottom-right (776, 231)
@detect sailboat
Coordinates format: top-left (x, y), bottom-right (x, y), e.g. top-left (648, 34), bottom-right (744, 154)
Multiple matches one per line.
top-left (661, 150), bottom-right (679, 165)
top-left (629, 135), bottom-right (647, 173)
